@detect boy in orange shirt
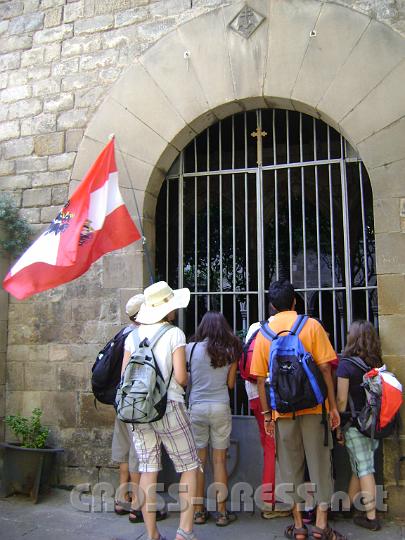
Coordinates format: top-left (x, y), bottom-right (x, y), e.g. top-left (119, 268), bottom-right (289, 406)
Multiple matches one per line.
top-left (250, 280), bottom-right (345, 540)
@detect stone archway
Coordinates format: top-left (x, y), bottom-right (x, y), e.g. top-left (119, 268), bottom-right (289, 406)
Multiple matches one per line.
top-left (72, 0), bottom-right (405, 506)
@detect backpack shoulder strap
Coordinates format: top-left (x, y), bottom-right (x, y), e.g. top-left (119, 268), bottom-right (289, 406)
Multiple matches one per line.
top-left (245, 320), bottom-right (267, 347)
top-left (344, 356), bottom-right (369, 373)
top-left (148, 323), bottom-right (173, 349)
top-left (291, 314), bottom-right (308, 336)
top-left (188, 342), bottom-right (198, 370)
top-left (260, 323), bottom-right (277, 341)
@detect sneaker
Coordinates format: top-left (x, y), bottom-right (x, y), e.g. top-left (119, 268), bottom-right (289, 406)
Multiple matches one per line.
top-left (353, 515), bottom-right (381, 531)
top-left (261, 508), bottom-right (291, 519)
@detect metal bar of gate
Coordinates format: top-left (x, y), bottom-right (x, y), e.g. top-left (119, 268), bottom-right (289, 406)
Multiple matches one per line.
top-left (340, 137), bottom-right (353, 329)
top-left (256, 110), bottom-right (265, 320)
top-left (274, 110), bottom-right (279, 281)
top-left (327, 129), bottom-right (338, 351)
top-left (314, 119), bottom-right (322, 321)
top-left (219, 121), bottom-right (223, 313)
top-left (165, 158), bottom-right (343, 180)
top-left (232, 115), bottom-right (236, 331)
top-left (194, 138), bottom-right (198, 330)
top-left (178, 153), bottom-right (184, 329)
top-left (299, 113), bottom-right (308, 313)
top-left (287, 110), bottom-right (293, 283)
top-left (207, 128), bottom-right (210, 311)
top-left (165, 179), bottom-right (169, 282)
top-left (358, 161), bottom-right (369, 319)
top-left (244, 112), bottom-right (250, 325)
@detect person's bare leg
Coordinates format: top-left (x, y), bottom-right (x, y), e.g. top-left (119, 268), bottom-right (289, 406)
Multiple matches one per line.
top-left (289, 504), bottom-right (306, 540)
top-left (212, 448), bottom-right (228, 515)
top-left (175, 468), bottom-right (198, 539)
top-left (348, 474), bottom-right (360, 508)
top-left (140, 471), bottom-right (160, 540)
top-left (129, 471), bottom-right (141, 511)
top-left (358, 473), bottom-right (377, 520)
top-left (194, 448), bottom-right (207, 515)
top-left (315, 504), bottom-right (328, 530)
top-left (116, 463), bottom-right (130, 509)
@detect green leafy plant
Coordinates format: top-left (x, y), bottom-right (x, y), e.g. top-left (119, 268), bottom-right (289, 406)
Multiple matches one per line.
top-left (0, 194), bottom-right (32, 257)
top-left (5, 408), bottom-right (50, 449)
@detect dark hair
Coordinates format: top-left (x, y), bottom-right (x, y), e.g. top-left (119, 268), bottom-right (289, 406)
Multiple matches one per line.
top-left (191, 311), bottom-right (242, 369)
top-left (343, 320), bottom-right (383, 368)
top-left (268, 280), bottom-right (295, 312)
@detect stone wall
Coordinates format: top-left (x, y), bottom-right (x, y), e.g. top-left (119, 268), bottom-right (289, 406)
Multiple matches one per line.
top-left (1, 0), bottom-right (405, 493)
top-left (0, 227), bottom-right (8, 443)
top-left (0, 0), bottom-right (231, 487)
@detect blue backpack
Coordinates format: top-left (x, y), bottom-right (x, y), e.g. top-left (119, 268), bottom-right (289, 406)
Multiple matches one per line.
top-left (260, 315), bottom-right (327, 416)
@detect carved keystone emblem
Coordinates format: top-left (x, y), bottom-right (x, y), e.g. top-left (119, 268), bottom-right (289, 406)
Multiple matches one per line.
top-left (228, 4), bottom-right (265, 39)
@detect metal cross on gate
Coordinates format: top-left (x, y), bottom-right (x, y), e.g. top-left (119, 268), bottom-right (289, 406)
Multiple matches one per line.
top-left (251, 126), bottom-right (267, 165)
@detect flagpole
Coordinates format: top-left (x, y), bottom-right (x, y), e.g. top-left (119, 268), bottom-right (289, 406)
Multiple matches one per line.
top-left (114, 138), bottom-right (155, 285)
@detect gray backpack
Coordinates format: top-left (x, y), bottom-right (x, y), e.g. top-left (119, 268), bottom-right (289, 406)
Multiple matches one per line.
top-left (115, 324), bottom-right (173, 424)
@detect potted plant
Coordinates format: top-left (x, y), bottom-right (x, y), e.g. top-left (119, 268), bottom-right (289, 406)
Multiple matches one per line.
top-left (0, 408), bottom-right (63, 503)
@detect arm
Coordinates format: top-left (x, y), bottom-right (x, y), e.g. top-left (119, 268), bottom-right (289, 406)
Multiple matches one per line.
top-left (227, 361), bottom-right (238, 389)
top-left (257, 376), bottom-right (274, 436)
top-left (318, 362), bottom-right (340, 430)
top-left (336, 377), bottom-right (349, 445)
top-left (336, 377), bottom-right (349, 413)
top-left (121, 349), bottom-right (131, 376)
top-left (172, 345), bottom-right (188, 387)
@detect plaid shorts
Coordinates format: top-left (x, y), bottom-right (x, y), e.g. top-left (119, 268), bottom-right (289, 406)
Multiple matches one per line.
top-left (345, 426), bottom-right (379, 478)
top-left (132, 400), bottom-right (200, 473)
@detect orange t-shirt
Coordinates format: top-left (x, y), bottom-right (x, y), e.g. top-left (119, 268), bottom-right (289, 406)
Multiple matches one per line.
top-left (250, 311), bottom-right (336, 418)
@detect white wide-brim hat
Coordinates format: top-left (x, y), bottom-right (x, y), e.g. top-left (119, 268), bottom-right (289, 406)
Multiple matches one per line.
top-left (136, 281), bottom-right (190, 324)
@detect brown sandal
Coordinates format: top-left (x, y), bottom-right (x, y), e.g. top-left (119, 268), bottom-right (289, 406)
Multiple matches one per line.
top-left (284, 524), bottom-right (308, 539)
top-left (311, 526), bottom-right (347, 540)
top-left (194, 508), bottom-right (209, 524)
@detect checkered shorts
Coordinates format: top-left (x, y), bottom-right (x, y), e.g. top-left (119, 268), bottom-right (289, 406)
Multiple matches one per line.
top-left (345, 426), bottom-right (379, 478)
top-left (132, 400), bottom-right (200, 473)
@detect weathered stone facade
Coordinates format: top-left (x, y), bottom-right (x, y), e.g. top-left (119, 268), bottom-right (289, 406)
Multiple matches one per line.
top-left (1, 0), bottom-right (405, 514)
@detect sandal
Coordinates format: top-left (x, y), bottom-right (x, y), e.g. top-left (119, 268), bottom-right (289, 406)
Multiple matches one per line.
top-left (193, 508), bottom-right (209, 524)
top-left (128, 509), bottom-right (143, 523)
top-left (129, 509), bottom-right (168, 523)
top-left (353, 515), bottom-right (381, 531)
top-left (284, 524), bottom-right (308, 539)
top-left (215, 511), bottom-right (237, 527)
top-left (311, 526), bottom-right (347, 540)
top-left (114, 500), bottom-right (130, 515)
top-left (175, 528), bottom-right (197, 540)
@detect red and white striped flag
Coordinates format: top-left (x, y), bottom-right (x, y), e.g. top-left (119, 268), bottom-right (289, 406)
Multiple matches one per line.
top-left (3, 138), bottom-right (140, 300)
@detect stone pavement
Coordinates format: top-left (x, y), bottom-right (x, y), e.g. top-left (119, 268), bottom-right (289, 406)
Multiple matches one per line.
top-left (0, 489), bottom-right (404, 540)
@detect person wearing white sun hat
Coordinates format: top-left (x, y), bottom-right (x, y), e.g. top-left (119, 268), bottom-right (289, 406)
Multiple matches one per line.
top-left (125, 281), bottom-right (200, 540)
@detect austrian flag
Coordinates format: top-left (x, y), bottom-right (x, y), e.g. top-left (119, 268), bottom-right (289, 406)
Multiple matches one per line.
top-left (3, 138), bottom-right (140, 300)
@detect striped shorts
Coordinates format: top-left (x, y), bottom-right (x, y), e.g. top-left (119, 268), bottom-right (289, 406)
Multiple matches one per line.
top-left (132, 400), bottom-right (200, 473)
top-left (345, 426), bottom-right (379, 478)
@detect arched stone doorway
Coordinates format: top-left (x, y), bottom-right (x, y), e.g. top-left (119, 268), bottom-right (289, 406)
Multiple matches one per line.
top-left (155, 108), bottom-right (377, 356)
top-left (71, 0), bottom-right (405, 506)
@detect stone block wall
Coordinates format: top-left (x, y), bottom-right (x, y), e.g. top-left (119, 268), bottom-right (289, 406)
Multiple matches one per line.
top-left (0, 0), bottom-right (233, 488)
top-left (0, 228), bottom-right (8, 442)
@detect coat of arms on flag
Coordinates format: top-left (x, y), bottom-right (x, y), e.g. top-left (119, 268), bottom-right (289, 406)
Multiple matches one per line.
top-left (3, 138), bottom-right (141, 300)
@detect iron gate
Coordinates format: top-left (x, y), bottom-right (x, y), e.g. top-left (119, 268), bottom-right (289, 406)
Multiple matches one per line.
top-left (155, 109), bottom-right (377, 413)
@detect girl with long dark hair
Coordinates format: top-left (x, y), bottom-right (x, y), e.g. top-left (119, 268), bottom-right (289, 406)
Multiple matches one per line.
top-left (185, 311), bottom-right (242, 527)
top-left (336, 320), bottom-right (383, 531)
